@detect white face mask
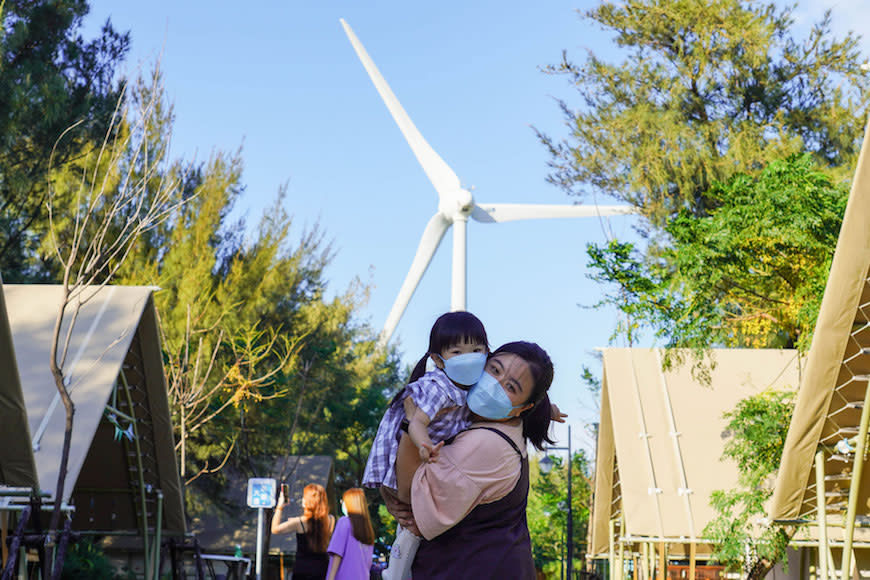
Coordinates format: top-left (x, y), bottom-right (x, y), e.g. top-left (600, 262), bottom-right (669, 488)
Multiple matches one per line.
top-left (340, 500), bottom-right (348, 517)
top-left (437, 351), bottom-right (487, 386)
top-left (466, 372), bottom-right (526, 419)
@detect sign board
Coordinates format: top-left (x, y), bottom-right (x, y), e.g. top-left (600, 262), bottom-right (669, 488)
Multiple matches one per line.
top-left (246, 478), bottom-right (276, 509)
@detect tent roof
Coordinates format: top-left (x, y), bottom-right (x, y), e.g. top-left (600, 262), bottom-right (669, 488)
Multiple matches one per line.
top-left (0, 280), bottom-right (37, 488)
top-left (590, 348), bottom-right (802, 557)
top-left (2, 284), bottom-right (185, 533)
top-left (769, 116), bottom-right (870, 527)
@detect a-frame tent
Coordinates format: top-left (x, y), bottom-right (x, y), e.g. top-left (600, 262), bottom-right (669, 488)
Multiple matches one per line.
top-left (589, 347), bottom-right (802, 579)
top-left (0, 284), bottom-right (185, 579)
top-left (0, 279), bottom-right (36, 489)
top-left (769, 116), bottom-right (870, 580)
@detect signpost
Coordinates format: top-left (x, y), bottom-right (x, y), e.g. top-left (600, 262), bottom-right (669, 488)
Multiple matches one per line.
top-left (246, 478), bottom-right (276, 580)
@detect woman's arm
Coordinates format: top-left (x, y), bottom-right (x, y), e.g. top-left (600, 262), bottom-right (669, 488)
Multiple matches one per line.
top-left (325, 554), bottom-right (342, 580)
top-left (270, 507), bottom-right (304, 535)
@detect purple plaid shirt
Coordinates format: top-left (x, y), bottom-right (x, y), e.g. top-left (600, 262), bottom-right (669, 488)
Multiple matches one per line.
top-left (363, 367), bottom-right (471, 489)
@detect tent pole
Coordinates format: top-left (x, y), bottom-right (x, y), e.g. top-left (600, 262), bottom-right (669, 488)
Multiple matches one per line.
top-left (151, 490), bottom-right (163, 580)
top-left (839, 377), bottom-right (870, 580)
top-left (120, 373), bottom-right (151, 580)
top-left (815, 450), bottom-right (830, 580)
top-left (617, 526), bottom-right (625, 580)
top-left (689, 542), bottom-right (696, 580)
top-left (641, 541), bottom-right (649, 580)
top-left (658, 541), bottom-right (665, 580)
top-left (610, 519), bottom-right (616, 580)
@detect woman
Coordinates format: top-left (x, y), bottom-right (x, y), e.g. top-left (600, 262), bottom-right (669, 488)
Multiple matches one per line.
top-left (390, 340), bottom-right (556, 579)
top-left (271, 483), bottom-right (335, 580)
top-left (326, 487), bottom-right (375, 580)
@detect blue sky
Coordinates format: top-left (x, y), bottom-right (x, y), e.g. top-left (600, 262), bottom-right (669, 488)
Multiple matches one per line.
top-left (83, 0), bottom-right (867, 455)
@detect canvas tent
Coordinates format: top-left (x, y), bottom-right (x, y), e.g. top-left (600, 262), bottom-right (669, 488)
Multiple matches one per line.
top-left (0, 284), bottom-right (185, 578)
top-left (0, 279), bottom-right (36, 489)
top-left (768, 116), bottom-right (870, 580)
top-left (590, 347), bottom-right (803, 579)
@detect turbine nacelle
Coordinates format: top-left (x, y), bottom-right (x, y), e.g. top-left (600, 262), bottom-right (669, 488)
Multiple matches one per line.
top-left (439, 187), bottom-right (475, 220)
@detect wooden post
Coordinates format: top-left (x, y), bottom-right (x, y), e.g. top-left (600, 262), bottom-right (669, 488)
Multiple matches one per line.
top-left (689, 542), bottom-right (696, 580)
top-left (658, 541), bottom-right (666, 580)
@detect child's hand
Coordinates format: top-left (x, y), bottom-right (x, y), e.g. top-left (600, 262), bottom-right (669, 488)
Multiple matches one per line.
top-left (419, 441), bottom-right (444, 463)
top-left (550, 403), bottom-right (567, 423)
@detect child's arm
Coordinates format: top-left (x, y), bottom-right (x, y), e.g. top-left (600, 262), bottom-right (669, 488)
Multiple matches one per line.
top-left (403, 397), bottom-right (439, 462)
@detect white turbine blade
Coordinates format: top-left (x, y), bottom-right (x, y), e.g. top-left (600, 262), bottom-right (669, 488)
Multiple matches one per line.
top-left (470, 203), bottom-right (635, 223)
top-left (379, 212), bottom-right (452, 346)
top-left (340, 19), bottom-right (461, 198)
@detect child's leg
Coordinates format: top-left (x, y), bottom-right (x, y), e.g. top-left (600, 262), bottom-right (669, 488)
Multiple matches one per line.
top-left (382, 525), bottom-right (421, 580)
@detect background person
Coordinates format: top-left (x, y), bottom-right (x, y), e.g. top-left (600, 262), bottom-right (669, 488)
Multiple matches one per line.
top-left (326, 487), bottom-right (376, 580)
top-left (272, 483), bottom-right (335, 580)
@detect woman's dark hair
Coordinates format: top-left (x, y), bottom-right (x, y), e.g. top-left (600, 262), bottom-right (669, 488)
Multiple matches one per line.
top-left (490, 341), bottom-right (555, 451)
top-left (407, 311), bottom-right (489, 383)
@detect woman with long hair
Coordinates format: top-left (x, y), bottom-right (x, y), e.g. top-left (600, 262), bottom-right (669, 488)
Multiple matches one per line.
top-left (326, 487), bottom-right (375, 580)
top-left (271, 483), bottom-right (335, 580)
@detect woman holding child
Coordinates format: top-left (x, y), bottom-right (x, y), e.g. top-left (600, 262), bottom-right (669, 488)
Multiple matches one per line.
top-left (384, 339), bottom-right (558, 580)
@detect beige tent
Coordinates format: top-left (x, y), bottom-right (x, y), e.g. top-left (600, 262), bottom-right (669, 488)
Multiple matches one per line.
top-left (1, 284), bottom-right (185, 580)
top-left (768, 116), bottom-right (870, 580)
top-left (0, 279), bottom-right (36, 489)
top-left (590, 347), bottom-right (802, 577)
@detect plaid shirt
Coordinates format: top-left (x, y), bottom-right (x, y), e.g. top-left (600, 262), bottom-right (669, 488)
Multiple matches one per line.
top-left (363, 367), bottom-right (471, 489)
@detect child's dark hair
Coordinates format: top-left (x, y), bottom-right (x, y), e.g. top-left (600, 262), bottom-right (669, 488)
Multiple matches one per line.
top-left (408, 311), bottom-right (489, 383)
top-left (490, 341), bottom-right (555, 450)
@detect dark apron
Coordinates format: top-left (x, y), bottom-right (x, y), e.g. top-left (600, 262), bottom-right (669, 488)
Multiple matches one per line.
top-left (412, 426), bottom-right (535, 580)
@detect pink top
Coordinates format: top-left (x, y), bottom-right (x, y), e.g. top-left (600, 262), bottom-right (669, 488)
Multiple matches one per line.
top-left (410, 420), bottom-right (526, 540)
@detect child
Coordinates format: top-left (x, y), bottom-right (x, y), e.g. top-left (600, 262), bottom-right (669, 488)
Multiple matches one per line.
top-left (363, 311), bottom-right (489, 580)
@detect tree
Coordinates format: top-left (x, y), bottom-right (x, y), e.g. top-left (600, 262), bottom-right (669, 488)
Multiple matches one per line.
top-left (44, 69), bottom-right (185, 580)
top-left (0, 0), bottom-right (130, 280)
top-left (703, 388), bottom-right (795, 580)
top-left (528, 451), bottom-right (593, 578)
top-left (586, 154), bottom-right (847, 357)
top-left (539, 0), bottom-right (868, 226)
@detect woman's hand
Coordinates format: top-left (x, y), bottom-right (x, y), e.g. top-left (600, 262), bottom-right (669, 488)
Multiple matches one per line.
top-left (380, 486), bottom-right (420, 535)
top-left (276, 489), bottom-right (286, 510)
top-left (550, 402), bottom-right (567, 423)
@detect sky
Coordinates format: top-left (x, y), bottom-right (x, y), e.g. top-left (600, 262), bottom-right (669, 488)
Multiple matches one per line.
top-left (82, 0), bottom-right (868, 456)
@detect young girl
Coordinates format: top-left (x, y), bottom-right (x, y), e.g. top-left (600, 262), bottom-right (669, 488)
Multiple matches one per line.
top-left (325, 488), bottom-right (375, 580)
top-left (363, 311), bottom-right (490, 580)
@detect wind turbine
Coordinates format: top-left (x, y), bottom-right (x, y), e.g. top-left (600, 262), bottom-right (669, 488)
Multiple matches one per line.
top-left (339, 19), bottom-right (633, 346)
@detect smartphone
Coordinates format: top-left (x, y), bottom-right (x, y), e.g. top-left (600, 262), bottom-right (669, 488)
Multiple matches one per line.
top-left (280, 483), bottom-right (289, 499)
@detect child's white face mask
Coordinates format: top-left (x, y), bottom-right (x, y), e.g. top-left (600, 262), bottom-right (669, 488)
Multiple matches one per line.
top-left (437, 352), bottom-right (487, 386)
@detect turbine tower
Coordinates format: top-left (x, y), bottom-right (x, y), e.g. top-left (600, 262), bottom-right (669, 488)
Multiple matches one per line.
top-left (340, 19), bottom-right (633, 346)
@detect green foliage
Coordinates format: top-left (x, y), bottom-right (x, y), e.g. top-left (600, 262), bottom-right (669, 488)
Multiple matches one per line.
top-left (540, 0), bottom-right (869, 226)
top-left (702, 389), bottom-right (795, 575)
top-left (528, 451), bottom-right (592, 578)
top-left (586, 155), bottom-right (847, 353)
top-left (60, 540), bottom-right (119, 580)
top-left (0, 0), bottom-right (130, 280)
